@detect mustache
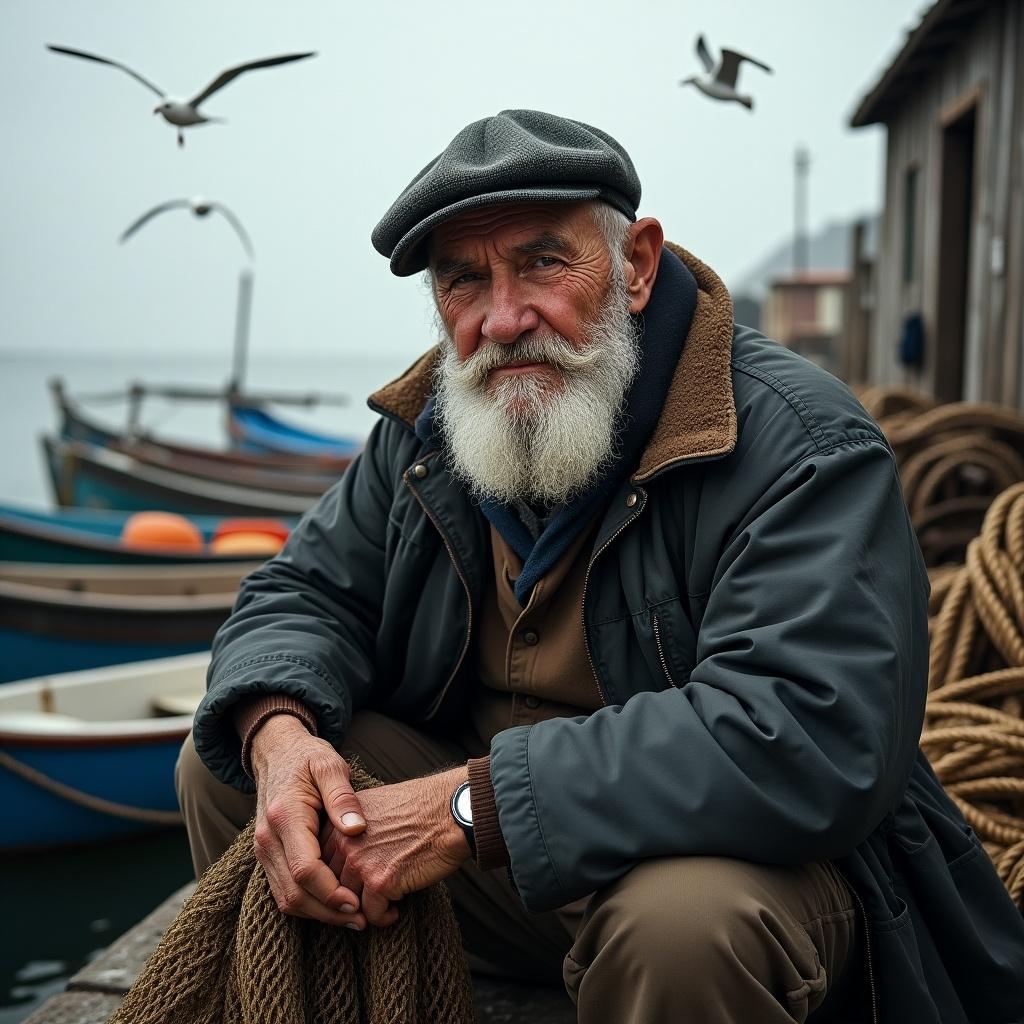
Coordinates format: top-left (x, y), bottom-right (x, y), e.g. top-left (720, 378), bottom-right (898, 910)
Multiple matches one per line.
top-left (449, 334), bottom-right (604, 390)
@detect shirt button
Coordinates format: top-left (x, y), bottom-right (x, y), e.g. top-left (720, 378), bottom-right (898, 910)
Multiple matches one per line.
top-left (625, 492), bottom-right (638, 507)
top-left (524, 695), bottom-right (541, 709)
top-left (413, 464), bottom-right (429, 479)
top-left (522, 629), bottom-right (540, 646)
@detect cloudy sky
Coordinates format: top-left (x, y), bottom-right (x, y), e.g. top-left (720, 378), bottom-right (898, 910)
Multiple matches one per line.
top-left (1, 0), bottom-right (926, 363)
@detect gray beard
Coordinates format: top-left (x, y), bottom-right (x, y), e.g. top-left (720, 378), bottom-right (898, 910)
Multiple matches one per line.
top-left (432, 284), bottom-right (641, 506)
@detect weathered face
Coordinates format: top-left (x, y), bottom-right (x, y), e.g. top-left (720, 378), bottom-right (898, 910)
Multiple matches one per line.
top-left (429, 201), bottom-right (646, 505)
top-left (429, 202), bottom-right (616, 400)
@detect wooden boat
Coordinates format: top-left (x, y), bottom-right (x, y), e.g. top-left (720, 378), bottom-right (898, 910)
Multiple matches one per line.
top-left (0, 653), bottom-right (208, 850)
top-left (44, 436), bottom-right (317, 516)
top-left (0, 561), bottom-right (256, 683)
top-left (0, 503), bottom-right (292, 565)
top-left (54, 381), bottom-right (356, 476)
top-left (105, 437), bottom-right (342, 496)
top-left (228, 401), bottom-right (362, 458)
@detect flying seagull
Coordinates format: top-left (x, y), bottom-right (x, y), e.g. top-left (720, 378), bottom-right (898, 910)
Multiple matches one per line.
top-left (120, 197), bottom-right (254, 261)
top-left (47, 45), bottom-right (316, 146)
top-left (679, 35), bottom-right (772, 110)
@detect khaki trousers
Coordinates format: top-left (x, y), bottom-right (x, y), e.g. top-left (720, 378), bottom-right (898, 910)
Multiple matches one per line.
top-left (176, 712), bottom-right (866, 1023)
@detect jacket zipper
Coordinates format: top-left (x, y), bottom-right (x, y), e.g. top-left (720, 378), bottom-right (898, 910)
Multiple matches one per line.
top-left (404, 471), bottom-right (473, 721)
top-left (831, 863), bottom-right (879, 1024)
top-left (581, 492), bottom-right (646, 706)
top-left (651, 614), bottom-right (679, 688)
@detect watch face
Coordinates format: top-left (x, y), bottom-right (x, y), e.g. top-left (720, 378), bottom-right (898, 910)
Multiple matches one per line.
top-left (454, 783), bottom-right (473, 825)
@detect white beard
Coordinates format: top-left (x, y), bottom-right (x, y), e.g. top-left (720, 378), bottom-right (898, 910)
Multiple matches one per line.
top-left (433, 283), bottom-right (640, 506)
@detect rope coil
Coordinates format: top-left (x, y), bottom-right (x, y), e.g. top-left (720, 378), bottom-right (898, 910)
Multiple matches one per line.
top-left (923, 483), bottom-right (1024, 909)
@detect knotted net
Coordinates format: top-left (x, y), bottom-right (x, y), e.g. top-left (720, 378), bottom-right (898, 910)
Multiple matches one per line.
top-left (110, 764), bottom-right (474, 1024)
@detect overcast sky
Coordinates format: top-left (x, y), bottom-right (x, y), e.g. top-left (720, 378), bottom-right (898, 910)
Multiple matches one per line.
top-left (1, 0), bottom-right (926, 363)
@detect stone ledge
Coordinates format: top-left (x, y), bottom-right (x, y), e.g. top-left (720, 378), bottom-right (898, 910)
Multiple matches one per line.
top-left (27, 882), bottom-right (576, 1023)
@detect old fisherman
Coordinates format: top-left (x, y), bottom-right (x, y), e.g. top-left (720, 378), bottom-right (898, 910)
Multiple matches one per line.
top-left (180, 109), bottom-right (1024, 1022)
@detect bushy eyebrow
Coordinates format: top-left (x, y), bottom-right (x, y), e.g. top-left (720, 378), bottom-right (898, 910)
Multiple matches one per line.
top-left (432, 232), bottom-right (575, 282)
top-left (512, 232), bottom-right (574, 258)
top-left (433, 255), bottom-right (476, 282)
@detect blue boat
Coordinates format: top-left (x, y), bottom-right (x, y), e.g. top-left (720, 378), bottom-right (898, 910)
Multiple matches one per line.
top-left (0, 503), bottom-right (284, 564)
top-left (0, 561), bottom-right (250, 683)
top-left (228, 402), bottom-right (362, 458)
top-left (0, 653), bottom-right (207, 850)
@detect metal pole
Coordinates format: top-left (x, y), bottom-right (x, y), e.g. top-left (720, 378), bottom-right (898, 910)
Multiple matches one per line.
top-left (230, 267), bottom-right (254, 393)
top-left (794, 146), bottom-right (811, 274)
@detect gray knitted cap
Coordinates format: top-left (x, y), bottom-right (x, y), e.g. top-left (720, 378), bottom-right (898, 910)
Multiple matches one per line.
top-left (372, 109), bottom-right (641, 276)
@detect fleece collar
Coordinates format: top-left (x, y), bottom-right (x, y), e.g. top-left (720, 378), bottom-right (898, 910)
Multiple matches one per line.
top-left (367, 242), bottom-right (738, 481)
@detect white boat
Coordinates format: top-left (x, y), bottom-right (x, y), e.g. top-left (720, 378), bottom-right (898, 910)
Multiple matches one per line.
top-left (0, 652), bottom-right (209, 851)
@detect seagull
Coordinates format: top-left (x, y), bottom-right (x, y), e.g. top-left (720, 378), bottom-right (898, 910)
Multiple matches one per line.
top-left (679, 34), bottom-right (772, 110)
top-left (120, 197), bottom-right (254, 261)
top-left (46, 45), bottom-right (316, 146)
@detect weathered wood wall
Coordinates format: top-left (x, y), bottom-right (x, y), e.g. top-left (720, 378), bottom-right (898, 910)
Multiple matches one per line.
top-left (868, 0), bottom-right (1024, 405)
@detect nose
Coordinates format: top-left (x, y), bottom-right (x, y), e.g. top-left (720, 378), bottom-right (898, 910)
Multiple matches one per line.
top-left (480, 279), bottom-right (540, 345)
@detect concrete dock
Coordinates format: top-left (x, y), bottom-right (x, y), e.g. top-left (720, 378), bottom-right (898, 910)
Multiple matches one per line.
top-left (23, 884), bottom-right (576, 1023)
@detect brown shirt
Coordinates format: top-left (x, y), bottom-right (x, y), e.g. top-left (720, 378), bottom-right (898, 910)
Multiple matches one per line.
top-left (238, 518), bottom-right (603, 871)
top-left (466, 520), bottom-right (603, 868)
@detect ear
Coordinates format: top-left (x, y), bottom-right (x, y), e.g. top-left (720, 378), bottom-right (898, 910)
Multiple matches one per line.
top-left (623, 218), bottom-right (664, 313)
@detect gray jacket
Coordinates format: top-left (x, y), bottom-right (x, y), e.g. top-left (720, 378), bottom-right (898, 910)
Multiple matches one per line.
top-left (196, 245), bottom-right (1024, 1023)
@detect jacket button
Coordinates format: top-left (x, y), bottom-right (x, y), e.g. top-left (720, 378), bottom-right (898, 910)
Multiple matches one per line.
top-left (524, 695), bottom-right (541, 709)
top-left (522, 629), bottom-right (539, 646)
top-left (413, 464), bottom-right (429, 479)
top-left (625, 492), bottom-right (638, 507)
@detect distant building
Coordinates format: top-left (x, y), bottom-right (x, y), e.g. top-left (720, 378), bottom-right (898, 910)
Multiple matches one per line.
top-left (849, 0), bottom-right (1024, 404)
top-left (762, 271), bottom-right (849, 374)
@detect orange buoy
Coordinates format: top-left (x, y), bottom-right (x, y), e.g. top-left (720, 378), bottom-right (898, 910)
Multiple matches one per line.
top-left (209, 531), bottom-right (285, 556)
top-left (121, 511), bottom-right (204, 551)
top-left (212, 518), bottom-right (291, 544)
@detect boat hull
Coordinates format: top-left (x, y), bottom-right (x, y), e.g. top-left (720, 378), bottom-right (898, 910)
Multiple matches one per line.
top-left (0, 654), bottom-right (207, 851)
top-left (58, 393), bottom-right (354, 475)
top-left (0, 504), bottom-right (285, 564)
top-left (1, 736), bottom-right (187, 849)
top-left (0, 574), bottom-right (239, 683)
top-left (228, 402), bottom-right (362, 458)
top-left (44, 436), bottom-right (314, 516)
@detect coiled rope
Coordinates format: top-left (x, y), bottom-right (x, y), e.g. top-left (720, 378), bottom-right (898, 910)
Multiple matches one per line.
top-left (923, 483), bottom-right (1024, 909)
top-left (874, 398), bottom-right (1024, 567)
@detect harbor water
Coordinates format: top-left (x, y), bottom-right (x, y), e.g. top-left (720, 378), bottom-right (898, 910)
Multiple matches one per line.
top-left (0, 348), bottom-right (416, 1022)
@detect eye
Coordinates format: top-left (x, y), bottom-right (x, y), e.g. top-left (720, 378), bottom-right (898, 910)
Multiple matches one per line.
top-left (532, 256), bottom-right (562, 269)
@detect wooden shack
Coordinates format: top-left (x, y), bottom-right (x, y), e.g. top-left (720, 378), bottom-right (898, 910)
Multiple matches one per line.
top-left (848, 0), bottom-right (1024, 405)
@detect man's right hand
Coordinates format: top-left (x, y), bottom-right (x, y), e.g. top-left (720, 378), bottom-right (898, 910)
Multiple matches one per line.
top-left (250, 713), bottom-right (368, 928)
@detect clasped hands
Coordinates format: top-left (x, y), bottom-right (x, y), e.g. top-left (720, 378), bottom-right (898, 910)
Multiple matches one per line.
top-left (250, 714), bottom-right (471, 930)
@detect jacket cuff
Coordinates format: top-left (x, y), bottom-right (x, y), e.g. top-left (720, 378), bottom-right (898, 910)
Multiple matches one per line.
top-left (467, 755), bottom-right (510, 870)
top-left (234, 695), bottom-right (318, 782)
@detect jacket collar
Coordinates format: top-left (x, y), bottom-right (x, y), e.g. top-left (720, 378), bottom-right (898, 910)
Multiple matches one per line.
top-left (367, 242), bottom-right (737, 480)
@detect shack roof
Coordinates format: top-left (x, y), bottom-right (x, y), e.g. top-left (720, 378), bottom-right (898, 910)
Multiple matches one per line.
top-left (850, 0), bottom-right (992, 127)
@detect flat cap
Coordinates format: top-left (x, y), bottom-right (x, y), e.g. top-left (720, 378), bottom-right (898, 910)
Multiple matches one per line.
top-left (372, 109), bottom-right (641, 276)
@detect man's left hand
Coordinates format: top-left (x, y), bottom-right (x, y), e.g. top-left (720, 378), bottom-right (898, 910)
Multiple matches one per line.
top-left (321, 765), bottom-right (472, 927)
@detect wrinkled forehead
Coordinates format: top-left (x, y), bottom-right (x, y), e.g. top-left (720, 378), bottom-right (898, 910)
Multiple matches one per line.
top-left (427, 201), bottom-right (598, 268)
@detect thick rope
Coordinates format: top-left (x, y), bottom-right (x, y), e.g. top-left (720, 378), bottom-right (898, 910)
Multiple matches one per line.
top-left (862, 393), bottom-right (1024, 567)
top-left (923, 483), bottom-right (1024, 910)
top-left (110, 763), bottom-right (474, 1024)
top-left (0, 747), bottom-right (184, 826)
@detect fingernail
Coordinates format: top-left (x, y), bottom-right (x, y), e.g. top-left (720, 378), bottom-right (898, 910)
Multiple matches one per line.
top-left (340, 903), bottom-right (356, 914)
top-left (342, 813), bottom-right (365, 828)
top-left (345, 922), bottom-right (361, 931)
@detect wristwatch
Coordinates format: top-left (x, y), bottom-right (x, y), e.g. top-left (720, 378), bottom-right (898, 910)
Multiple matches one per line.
top-left (450, 781), bottom-right (476, 856)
